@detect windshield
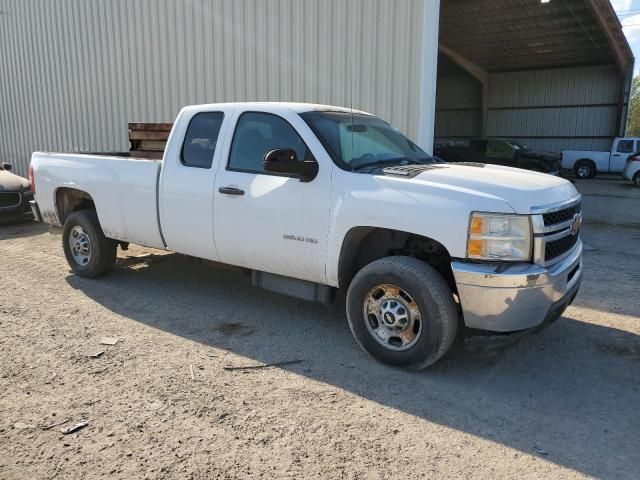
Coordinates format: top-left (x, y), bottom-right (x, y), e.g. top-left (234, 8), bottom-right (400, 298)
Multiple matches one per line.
top-left (300, 111), bottom-right (433, 171)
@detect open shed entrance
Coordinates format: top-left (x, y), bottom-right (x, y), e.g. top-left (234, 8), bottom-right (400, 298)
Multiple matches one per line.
top-left (435, 0), bottom-right (634, 154)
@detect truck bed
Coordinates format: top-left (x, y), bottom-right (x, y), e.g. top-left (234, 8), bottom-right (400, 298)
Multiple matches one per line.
top-left (30, 152), bottom-right (165, 249)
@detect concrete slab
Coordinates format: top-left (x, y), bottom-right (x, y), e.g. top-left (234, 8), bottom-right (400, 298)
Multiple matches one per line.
top-left (572, 175), bottom-right (640, 227)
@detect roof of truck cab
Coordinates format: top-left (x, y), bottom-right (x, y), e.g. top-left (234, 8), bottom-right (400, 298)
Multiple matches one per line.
top-left (181, 102), bottom-right (373, 116)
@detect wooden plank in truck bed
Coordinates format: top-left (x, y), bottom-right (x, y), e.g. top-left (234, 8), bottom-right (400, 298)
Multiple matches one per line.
top-left (129, 122), bottom-right (173, 159)
top-left (128, 122), bottom-right (173, 132)
top-left (130, 150), bottom-right (164, 160)
top-left (129, 130), bottom-right (171, 141)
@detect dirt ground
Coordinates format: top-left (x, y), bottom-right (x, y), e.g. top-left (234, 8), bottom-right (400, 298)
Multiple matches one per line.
top-left (1, 216), bottom-right (639, 479)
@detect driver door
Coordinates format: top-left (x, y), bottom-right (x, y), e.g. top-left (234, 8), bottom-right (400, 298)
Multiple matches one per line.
top-left (213, 110), bottom-right (331, 284)
top-left (611, 139), bottom-right (636, 172)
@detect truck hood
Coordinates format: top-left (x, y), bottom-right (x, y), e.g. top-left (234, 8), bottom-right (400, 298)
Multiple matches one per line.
top-left (0, 169), bottom-right (30, 191)
top-left (380, 163), bottom-right (578, 214)
top-left (519, 148), bottom-right (561, 162)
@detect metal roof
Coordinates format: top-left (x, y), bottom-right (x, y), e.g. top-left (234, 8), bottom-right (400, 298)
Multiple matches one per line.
top-left (439, 0), bottom-right (634, 73)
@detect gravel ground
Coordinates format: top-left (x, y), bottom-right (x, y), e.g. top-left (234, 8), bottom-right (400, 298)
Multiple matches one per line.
top-left (0, 219), bottom-right (639, 479)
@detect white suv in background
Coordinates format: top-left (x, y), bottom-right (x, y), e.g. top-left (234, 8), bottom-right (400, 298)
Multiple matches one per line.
top-left (623, 154), bottom-right (640, 188)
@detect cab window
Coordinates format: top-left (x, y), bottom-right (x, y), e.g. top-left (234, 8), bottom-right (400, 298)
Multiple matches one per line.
top-left (227, 112), bottom-right (311, 174)
top-left (616, 140), bottom-right (635, 153)
top-left (486, 140), bottom-right (515, 160)
top-left (181, 112), bottom-right (224, 169)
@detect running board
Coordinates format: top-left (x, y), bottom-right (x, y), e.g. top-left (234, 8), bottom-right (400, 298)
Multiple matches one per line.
top-left (251, 270), bottom-right (336, 305)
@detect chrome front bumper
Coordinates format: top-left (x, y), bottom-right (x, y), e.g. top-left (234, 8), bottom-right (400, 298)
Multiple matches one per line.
top-left (451, 241), bottom-right (583, 332)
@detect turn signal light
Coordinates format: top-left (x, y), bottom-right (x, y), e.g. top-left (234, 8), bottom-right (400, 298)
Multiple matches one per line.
top-left (467, 239), bottom-right (485, 257)
top-left (469, 216), bottom-right (484, 236)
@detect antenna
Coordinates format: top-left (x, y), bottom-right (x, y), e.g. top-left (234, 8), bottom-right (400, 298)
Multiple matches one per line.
top-left (349, 15), bottom-right (355, 169)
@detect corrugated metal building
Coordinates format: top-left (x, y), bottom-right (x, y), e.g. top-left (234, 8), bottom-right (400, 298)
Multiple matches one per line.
top-left (0, 0), bottom-right (633, 176)
top-left (0, 0), bottom-right (439, 176)
top-left (436, 63), bottom-right (625, 152)
top-left (436, 0), bottom-right (634, 153)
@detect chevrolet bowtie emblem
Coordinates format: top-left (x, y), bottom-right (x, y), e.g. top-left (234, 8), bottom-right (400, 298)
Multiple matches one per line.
top-left (571, 213), bottom-right (582, 236)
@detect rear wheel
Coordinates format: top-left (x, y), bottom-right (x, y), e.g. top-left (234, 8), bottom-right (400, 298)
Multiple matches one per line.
top-left (346, 256), bottom-right (458, 370)
top-left (62, 210), bottom-right (117, 278)
top-left (574, 160), bottom-right (596, 179)
top-left (634, 172), bottom-right (640, 188)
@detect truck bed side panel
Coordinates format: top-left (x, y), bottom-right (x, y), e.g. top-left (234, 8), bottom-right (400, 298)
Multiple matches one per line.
top-left (561, 150), bottom-right (610, 171)
top-left (31, 153), bottom-right (164, 248)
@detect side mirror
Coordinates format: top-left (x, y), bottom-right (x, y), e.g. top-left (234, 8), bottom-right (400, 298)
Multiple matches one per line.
top-left (263, 149), bottom-right (318, 183)
top-left (1, 162), bottom-right (12, 171)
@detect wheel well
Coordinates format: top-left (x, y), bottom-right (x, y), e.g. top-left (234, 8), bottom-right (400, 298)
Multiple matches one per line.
top-left (576, 158), bottom-right (595, 167)
top-left (55, 188), bottom-right (96, 224)
top-left (338, 227), bottom-right (456, 292)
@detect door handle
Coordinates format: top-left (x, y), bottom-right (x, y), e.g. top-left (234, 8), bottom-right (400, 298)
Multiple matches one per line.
top-left (613, 154), bottom-right (621, 156)
top-left (218, 186), bottom-right (245, 196)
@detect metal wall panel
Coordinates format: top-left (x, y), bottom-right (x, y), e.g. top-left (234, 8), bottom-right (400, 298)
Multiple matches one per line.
top-left (435, 74), bottom-right (481, 141)
top-left (487, 66), bottom-right (620, 108)
top-left (0, 0), bottom-right (427, 177)
top-left (486, 65), bottom-right (622, 153)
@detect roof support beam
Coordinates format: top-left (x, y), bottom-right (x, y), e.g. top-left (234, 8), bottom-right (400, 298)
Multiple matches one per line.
top-left (438, 44), bottom-right (488, 84)
top-left (438, 44), bottom-right (489, 136)
top-left (584, 0), bottom-right (632, 75)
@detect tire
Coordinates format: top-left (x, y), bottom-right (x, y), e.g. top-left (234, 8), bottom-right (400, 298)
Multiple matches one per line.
top-left (574, 160), bottom-right (596, 179)
top-left (346, 256), bottom-right (459, 370)
top-left (62, 210), bottom-right (117, 278)
top-left (634, 172), bottom-right (640, 188)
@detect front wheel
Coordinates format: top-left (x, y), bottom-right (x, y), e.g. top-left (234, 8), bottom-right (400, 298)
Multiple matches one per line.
top-left (633, 172), bottom-right (640, 188)
top-left (62, 210), bottom-right (117, 278)
top-left (346, 256), bottom-right (459, 370)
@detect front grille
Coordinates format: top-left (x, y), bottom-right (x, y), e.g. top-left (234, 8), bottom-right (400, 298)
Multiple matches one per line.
top-left (0, 192), bottom-right (21, 209)
top-left (533, 197), bottom-right (583, 266)
top-left (543, 202), bottom-right (581, 226)
top-left (545, 230), bottom-right (580, 262)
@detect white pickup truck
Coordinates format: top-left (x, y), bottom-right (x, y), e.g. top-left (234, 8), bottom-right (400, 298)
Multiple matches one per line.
top-left (29, 102), bottom-right (583, 369)
top-left (562, 137), bottom-right (640, 178)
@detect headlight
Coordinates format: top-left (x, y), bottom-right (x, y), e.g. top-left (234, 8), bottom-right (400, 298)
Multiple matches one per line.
top-left (467, 213), bottom-right (532, 261)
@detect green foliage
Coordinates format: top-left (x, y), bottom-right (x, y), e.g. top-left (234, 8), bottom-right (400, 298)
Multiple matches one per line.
top-left (627, 75), bottom-right (640, 137)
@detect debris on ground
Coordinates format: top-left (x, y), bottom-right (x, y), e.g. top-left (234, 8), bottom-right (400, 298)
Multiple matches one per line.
top-left (87, 351), bottom-right (104, 359)
top-left (60, 421), bottom-right (89, 435)
top-left (99, 337), bottom-right (119, 346)
top-left (533, 445), bottom-right (549, 456)
top-left (189, 363), bottom-right (195, 380)
top-left (13, 422), bottom-right (36, 430)
top-left (42, 418), bottom-right (69, 431)
top-left (223, 359), bottom-right (303, 371)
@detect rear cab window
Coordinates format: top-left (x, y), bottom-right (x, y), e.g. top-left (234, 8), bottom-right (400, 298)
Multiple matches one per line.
top-left (181, 112), bottom-right (225, 168)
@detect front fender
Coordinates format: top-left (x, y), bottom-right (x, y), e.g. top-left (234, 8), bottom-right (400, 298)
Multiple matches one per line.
top-left (325, 172), bottom-right (514, 287)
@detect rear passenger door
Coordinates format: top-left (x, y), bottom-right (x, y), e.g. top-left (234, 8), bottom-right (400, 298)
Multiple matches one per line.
top-left (159, 109), bottom-right (230, 261)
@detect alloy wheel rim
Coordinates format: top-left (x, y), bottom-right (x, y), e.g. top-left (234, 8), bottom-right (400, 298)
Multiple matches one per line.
top-left (577, 166), bottom-right (590, 178)
top-left (362, 283), bottom-right (423, 351)
top-left (69, 225), bottom-right (91, 266)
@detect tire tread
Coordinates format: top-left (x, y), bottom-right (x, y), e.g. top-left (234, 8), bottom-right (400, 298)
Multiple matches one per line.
top-left (62, 210), bottom-right (116, 278)
top-left (346, 256), bottom-right (458, 369)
